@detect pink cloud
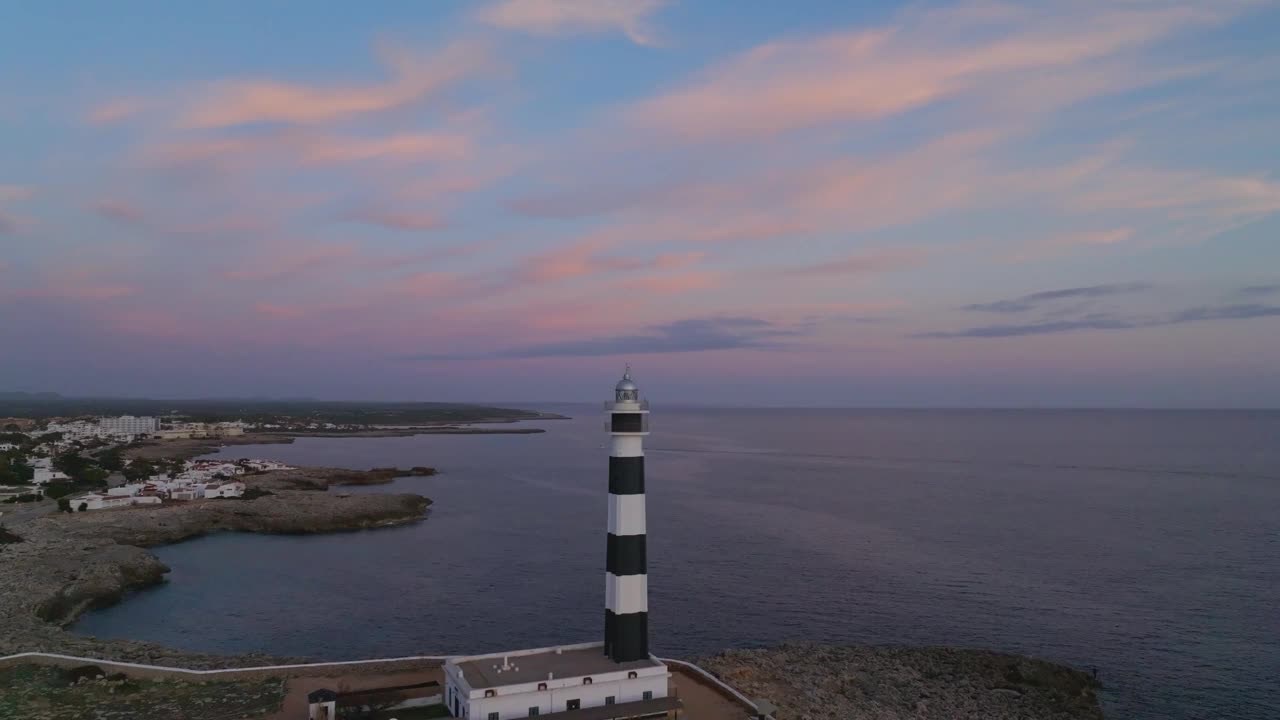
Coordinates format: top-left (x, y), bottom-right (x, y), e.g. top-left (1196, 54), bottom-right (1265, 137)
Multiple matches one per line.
top-left (86, 98), bottom-right (147, 125)
top-left (515, 238), bottom-right (649, 283)
top-left (396, 271), bottom-right (468, 298)
top-left (782, 248), bottom-right (929, 276)
top-left (0, 211), bottom-right (18, 234)
top-left (11, 285), bottom-right (139, 301)
top-left (254, 302), bottom-right (306, 319)
top-left (0, 185), bottom-right (33, 202)
top-left (180, 41), bottom-right (491, 128)
top-left (629, 2), bottom-right (1243, 141)
top-left (479, 0), bottom-right (668, 45)
top-left (223, 243), bottom-right (357, 281)
top-left (93, 200), bottom-right (147, 224)
top-left (348, 209), bottom-right (447, 231)
top-left (622, 270), bottom-right (722, 294)
top-left (297, 132), bottom-right (469, 165)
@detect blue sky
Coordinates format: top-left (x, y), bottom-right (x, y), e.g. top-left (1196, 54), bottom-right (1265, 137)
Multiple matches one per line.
top-left (2, 0), bottom-right (1279, 406)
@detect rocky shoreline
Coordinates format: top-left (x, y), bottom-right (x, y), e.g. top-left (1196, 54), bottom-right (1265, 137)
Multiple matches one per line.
top-left (699, 644), bottom-right (1104, 719)
top-left (0, 465), bottom-right (432, 668)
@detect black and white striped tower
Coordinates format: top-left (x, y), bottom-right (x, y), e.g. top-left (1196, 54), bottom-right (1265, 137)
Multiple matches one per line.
top-left (604, 365), bottom-right (650, 662)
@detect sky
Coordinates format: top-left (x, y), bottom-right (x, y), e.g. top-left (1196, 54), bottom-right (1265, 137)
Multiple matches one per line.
top-left (2, 0), bottom-right (1280, 407)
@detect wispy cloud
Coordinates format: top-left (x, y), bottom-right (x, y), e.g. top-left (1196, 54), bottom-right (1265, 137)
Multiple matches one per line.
top-left (918, 303), bottom-right (1280, 338)
top-left (345, 208), bottom-right (447, 231)
top-left (1234, 283), bottom-right (1280, 299)
top-left (0, 185), bottom-right (34, 202)
top-left (404, 316), bottom-right (802, 359)
top-left (85, 98), bottom-right (147, 125)
top-left (963, 283), bottom-right (1153, 313)
top-left (782, 248), bottom-right (928, 277)
top-left (92, 200), bottom-right (147, 224)
top-left (179, 41), bottom-right (491, 128)
top-left (223, 243), bottom-right (357, 282)
top-left (628, 2), bottom-right (1242, 141)
top-left (479, 0), bottom-right (669, 45)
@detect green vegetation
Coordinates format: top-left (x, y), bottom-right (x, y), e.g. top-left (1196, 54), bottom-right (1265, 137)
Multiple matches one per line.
top-left (0, 453), bottom-right (33, 485)
top-left (53, 452), bottom-right (108, 485)
top-left (123, 457), bottom-right (158, 482)
top-left (0, 664), bottom-right (285, 720)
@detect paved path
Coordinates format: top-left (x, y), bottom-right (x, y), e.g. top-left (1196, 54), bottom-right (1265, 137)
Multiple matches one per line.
top-left (671, 666), bottom-right (754, 720)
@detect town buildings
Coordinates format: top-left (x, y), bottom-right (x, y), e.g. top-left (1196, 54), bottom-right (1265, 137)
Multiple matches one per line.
top-left (97, 415), bottom-right (158, 435)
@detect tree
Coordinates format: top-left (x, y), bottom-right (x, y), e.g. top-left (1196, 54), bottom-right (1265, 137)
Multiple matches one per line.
top-left (53, 452), bottom-right (108, 487)
top-left (0, 455), bottom-right (33, 485)
top-left (57, 497), bottom-right (72, 513)
top-left (3, 423), bottom-right (20, 432)
top-left (98, 449), bottom-right (125, 473)
top-left (43, 482), bottom-right (75, 499)
top-left (123, 458), bottom-right (156, 482)
top-left (77, 502), bottom-right (87, 512)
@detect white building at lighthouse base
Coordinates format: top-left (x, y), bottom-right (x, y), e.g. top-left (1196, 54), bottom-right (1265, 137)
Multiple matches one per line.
top-left (443, 642), bottom-right (676, 720)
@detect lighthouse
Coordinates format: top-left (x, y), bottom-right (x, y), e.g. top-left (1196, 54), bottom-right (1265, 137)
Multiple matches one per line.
top-left (441, 368), bottom-right (676, 719)
top-left (605, 365), bottom-right (650, 662)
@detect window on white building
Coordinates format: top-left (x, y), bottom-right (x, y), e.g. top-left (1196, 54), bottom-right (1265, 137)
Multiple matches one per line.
top-left (583, 677), bottom-right (592, 685)
top-left (528, 707), bottom-right (539, 717)
top-left (605, 696), bottom-right (615, 705)
top-left (488, 713), bottom-right (499, 720)
top-left (643, 691), bottom-right (653, 701)
top-left (485, 690), bottom-right (496, 698)
top-left (537, 682), bottom-right (547, 691)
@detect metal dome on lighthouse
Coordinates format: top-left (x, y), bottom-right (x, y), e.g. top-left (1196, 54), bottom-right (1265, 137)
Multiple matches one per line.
top-left (615, 365), bottom-right (639, 402)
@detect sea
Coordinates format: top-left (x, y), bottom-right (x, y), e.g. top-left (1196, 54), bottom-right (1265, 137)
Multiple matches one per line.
top-left (73, 406), bottom-right (1280, 720)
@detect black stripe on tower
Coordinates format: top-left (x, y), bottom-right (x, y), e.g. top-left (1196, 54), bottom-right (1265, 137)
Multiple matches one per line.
top-left (611, 413), bottom-right (644, 432)
top-left (606, 533), bottom-right (647, 575)
top-left (608, 456), bottom-right (644, 494)
top-left (604, 609), bottom-right (649, 661)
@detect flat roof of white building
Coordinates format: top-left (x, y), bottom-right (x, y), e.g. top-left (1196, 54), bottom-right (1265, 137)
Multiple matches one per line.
top-left (450, 643), bottom-right (663, 690)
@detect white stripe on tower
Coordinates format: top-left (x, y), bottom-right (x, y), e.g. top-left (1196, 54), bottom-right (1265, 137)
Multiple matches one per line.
top-left (605, 365), bottom-right (649, 662)
top-left (607, 494), bottom-right (647, 536)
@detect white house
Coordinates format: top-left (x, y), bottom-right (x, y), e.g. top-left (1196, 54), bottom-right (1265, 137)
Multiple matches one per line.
top-left (72, 494), bottom-right (162, 511)
top-left (32, 467), bottom-right (70, 485)
top-left (443, 643), bottom-right (674, 720)
top-left (203, 481), bottom-right (245, 498)
top-left (106, 483), bottom-right (147, 497)
top-left (241, 459), bottom-right (292, 472)
top-left (0, 443), bottom-right (17, 451)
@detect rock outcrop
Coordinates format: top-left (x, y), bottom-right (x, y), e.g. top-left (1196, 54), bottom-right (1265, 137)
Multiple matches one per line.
top-left (698, 644), bottom-right (1103, 720)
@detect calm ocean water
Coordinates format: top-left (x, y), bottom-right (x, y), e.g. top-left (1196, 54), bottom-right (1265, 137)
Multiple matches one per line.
top-left (75, 407), bottom-right (1280, 719)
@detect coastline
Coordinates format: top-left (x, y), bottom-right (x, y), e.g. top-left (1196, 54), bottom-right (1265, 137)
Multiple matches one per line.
top-left (0, 462), bottom-right (433, 669)
top-left (126, 423), bottom-right (557, 462)
top-left (0, 430), bottom-right (1106, 720)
